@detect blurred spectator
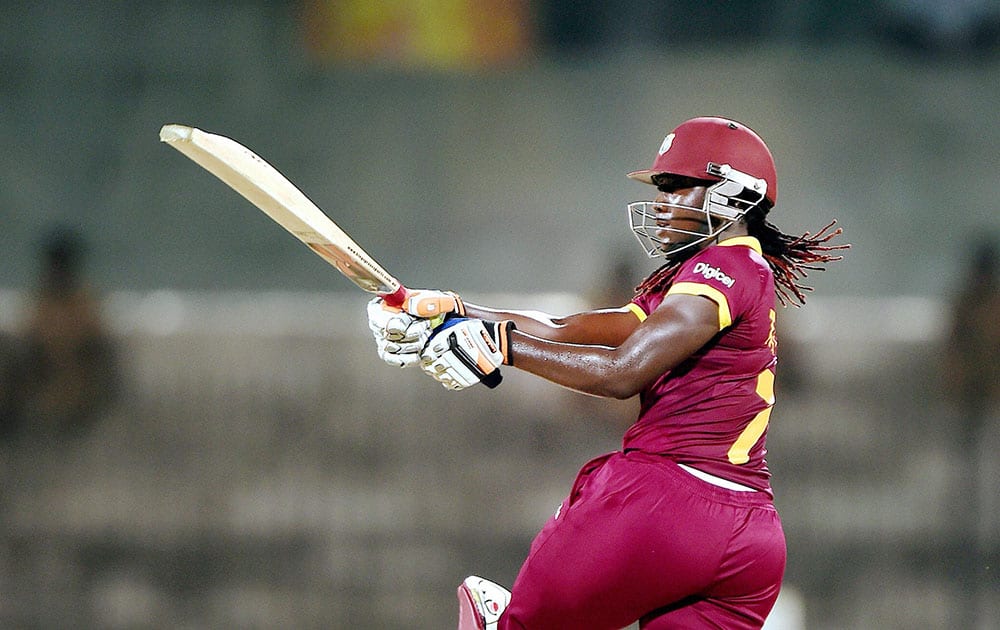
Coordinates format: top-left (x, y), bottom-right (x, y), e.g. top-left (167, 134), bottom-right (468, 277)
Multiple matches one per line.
top-left (942, 234), bottom-right (1000, 628)
top-left (0, 330), bottom-right (28, 441)
top-left (588, 248), bottom-right (638, 309)
top-left (879, 0), bottom-right (1000, 57)
top-left (19, 228), bottom-right (120, 439)
top-left (943, 235), bottom-right (1000, 443)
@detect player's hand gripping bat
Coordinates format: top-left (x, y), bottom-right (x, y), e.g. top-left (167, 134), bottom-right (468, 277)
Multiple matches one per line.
top-left (159, 124), bottom-right (409, 307)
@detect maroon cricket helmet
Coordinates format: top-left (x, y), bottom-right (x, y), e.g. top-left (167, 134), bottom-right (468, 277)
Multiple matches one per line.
top-left (627, 116), bottom-right (778, 205)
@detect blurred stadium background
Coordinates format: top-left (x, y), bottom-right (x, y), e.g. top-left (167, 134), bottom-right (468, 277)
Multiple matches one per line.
top-left (1, 1), bottom-right (999, 628)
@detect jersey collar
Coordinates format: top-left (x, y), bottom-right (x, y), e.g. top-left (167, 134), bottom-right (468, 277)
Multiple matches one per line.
top-left (717, 235), bottom-right (762, 254)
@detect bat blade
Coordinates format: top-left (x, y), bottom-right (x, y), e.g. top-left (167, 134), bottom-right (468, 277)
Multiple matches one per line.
top-left (159, 124), bottom-right (406, 305)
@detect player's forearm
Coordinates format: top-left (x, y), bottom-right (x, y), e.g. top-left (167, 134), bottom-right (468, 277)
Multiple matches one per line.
top-left (507, 331), bottom-right (647, 399)
top-left (462, 303), bottom-right (566, 339)
top-left (463, 303), bottom-right (638, 346)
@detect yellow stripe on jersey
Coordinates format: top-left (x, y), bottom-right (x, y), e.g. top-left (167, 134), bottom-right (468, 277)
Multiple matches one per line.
top-left (718, 235), bottom-right (762, 254)
top-left (727, 368), bottom-right (775, 464)
top-left (667, 282), bottom-right (732, 330)
top-left (626, 302), bottom-right (648, 322)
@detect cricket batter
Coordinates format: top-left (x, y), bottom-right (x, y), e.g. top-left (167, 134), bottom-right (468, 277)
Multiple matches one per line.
top-left (368, 116), bottom-right (846, 629)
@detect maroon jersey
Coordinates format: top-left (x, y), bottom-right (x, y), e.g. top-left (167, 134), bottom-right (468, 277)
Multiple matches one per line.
top-left (624, 236), bottom-right (778, 493)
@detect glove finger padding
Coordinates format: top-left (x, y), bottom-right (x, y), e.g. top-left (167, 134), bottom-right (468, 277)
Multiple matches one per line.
top-left (388, 316), bottom-right (435, 345)
top-left (368, 297), bottom-right (437, 368)
top-left (420, 319), bottom-right (514, 390)
top-left (376, 338), bottom-right (424, 368)
top-left (368, 298), bottom-right (415, 341)
top-left (383, 313), bottom-right (416, 341)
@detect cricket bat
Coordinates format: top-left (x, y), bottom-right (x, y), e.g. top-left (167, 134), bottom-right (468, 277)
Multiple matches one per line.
top-left (159, 124), bottom-right (408, 307)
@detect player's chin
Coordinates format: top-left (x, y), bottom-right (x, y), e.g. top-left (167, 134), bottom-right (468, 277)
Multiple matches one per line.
top-left (657, 236), bottom-right (705, 259)
top-left (658, 241), bottom-right (693, 258)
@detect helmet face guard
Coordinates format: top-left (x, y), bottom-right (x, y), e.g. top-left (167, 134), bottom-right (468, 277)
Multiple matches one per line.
top-left (628, 163), bottom-right (768, 260)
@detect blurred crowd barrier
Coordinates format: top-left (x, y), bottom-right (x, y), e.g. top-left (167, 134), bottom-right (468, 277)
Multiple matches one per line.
top-left (0, 290), bottom-right (996, 629)
top-left (0, 291), bottom-right (628, 628)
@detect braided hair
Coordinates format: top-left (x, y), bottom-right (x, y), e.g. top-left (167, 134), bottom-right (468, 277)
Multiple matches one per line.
top-left (634, 201), bottom-right (848, 307)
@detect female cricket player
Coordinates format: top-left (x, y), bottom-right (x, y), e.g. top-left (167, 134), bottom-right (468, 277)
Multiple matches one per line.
top-left (368, 116), bottom-right (846, 629)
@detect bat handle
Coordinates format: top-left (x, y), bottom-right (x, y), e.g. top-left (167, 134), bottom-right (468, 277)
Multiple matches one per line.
top-left (380, 285), bottom-right (409, 309)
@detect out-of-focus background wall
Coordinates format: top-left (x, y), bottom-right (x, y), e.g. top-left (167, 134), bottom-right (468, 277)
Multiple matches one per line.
top-left (1, 1), bottom-right (998, 628)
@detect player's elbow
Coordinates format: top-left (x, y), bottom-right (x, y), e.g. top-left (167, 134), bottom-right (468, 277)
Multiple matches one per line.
top-left (582, 381), bottom-right (642, 400)
top-left (605, 385), bottom-right (640, 400)
top-left (606, 379), bottom-right (646, 400)
top-left (583, 364), bottom-right (648, 400)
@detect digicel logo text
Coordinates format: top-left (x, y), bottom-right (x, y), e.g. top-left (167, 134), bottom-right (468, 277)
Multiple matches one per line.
top-left (693, 262), bottom-right (735, 288)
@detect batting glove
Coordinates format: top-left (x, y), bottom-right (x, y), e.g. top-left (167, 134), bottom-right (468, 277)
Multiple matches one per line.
top-left (401, 289), bottom-right (465, 319)
top-left (367, 297), bottom-right (436, 368)
top-left (420, 318), bottom-right (514, 390)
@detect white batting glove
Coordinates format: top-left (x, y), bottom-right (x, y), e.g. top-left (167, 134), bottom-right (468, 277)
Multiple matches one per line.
top-left (420, 319), bottom-right (514, 390)
top-left (367, 298), bottom-right (435, 368)
top-left (401, 289), bottom-right (465, 319)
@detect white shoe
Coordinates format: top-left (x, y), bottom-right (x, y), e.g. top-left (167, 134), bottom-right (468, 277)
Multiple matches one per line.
top-left (457, 575), bottom-right (511, 630)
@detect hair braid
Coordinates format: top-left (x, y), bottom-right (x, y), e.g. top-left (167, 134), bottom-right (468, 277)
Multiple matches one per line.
top-left (750, 216), bottom-right (848, 306)
top-left (634, 211), bottom-right (848, 307)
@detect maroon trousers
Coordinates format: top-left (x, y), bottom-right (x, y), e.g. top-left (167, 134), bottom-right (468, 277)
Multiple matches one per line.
top-left (499, 450), bottom-right (786, 629)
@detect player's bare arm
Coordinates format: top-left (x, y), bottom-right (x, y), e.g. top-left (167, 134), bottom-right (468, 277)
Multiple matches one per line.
top-left (507, 294), bottom-right (720, 399)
